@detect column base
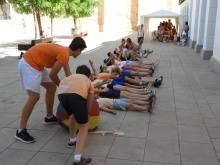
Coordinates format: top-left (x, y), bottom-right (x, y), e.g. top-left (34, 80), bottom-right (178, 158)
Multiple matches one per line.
top-left (189, 39), bottom-right (196, 49)
top-left (200, 49), bottom-right (213, 60)
top-left (210, 56), bottom-right (220, 76)
top-left (195, 44), bottom-right (203, 53)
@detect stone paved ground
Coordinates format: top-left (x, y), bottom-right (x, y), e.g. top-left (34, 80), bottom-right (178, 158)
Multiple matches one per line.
top-left (1, 31), bottom-right (220, 165)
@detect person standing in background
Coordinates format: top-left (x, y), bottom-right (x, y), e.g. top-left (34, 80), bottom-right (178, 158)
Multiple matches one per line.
top-left (137, 24), bottom-right (144, 43)
top-left (22, 19), bottom-right (26, 33)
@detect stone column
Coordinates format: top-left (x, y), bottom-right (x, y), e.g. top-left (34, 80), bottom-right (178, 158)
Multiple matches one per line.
top-left (130, 0), bottom-right (139, 31)
top-left (201, 0), bottom-right (218, 60)
top-left (98, 0), bottom-right (105, 32)
top-left (195, 0), bottom-right (207, 53)
top-left (210, 0), bottom-right (220, 75)
top-left (188, 0), bottom-right (193, 38)
top-left (189, 0), bottom-right (200, 49)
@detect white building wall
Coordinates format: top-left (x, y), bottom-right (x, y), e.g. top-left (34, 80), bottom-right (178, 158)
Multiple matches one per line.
top-left (210, 0), bottom-right (220, 76)
top-left (190, 0), bottom-right (200, 43)
top-left (196, 0), bottom-right (207, 46)
top-left (212, 0), bottom-right (220, 61)
top-left (203, 0), bottom-right (218, 51)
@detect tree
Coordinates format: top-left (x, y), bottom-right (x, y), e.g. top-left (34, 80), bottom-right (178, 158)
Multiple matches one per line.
top-left (40, 0), bottom-right (65, 35)
top-left (8, 0), bottom-right (43, 38)
top-left (9, 0), bottom-right (57, 37)
top-left (0, 0), bottom-right (9, 19)
top-left (65, 0), bottom-right (100, 33)
top-left (0, 0), bottom-right (6, 4)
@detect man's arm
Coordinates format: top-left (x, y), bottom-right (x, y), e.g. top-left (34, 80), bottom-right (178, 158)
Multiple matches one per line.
top-left (50, 61), bottom-right (63, 86)
top-left (63, 64), bottom-right (72, 77)
top-left (87, 93), bottom-right (93, 113)
top-left (89, 60), bottom-right (98, 76)
top-left (93, 80), bottom-right (111, 88)
top-left (94, 87), bottom-right (109, 94)
top-left (100, 106), bottom-right (117, 115)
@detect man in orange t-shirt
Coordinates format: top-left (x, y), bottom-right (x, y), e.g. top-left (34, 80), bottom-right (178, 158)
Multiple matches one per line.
top-left (58, 65), bottom-right (94, 165)
top-left (15, 37), bottom-right (87, 144)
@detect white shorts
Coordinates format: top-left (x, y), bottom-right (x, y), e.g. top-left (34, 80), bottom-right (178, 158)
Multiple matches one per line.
top-left (18, 58), bottom-right (52, 93)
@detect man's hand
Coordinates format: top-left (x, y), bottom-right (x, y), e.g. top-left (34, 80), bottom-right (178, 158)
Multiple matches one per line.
top-left (89, 60), bottom-right (93, 65)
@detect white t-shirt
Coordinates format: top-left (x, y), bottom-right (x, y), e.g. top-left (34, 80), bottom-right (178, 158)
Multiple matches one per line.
top-left (138, 29), bottom-right (144, 37)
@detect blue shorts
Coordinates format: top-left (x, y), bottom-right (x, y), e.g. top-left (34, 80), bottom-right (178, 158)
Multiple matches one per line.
top-left (113, 99), bottom-right (128, 110)
top-left (124, 61), bottom-right (132, 66)
top-left (111, 76), bottom-right (126, 86)
top-left (121, 70), bottom-right (131, 76)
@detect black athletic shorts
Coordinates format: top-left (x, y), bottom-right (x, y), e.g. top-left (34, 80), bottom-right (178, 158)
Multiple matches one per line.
top-left (58, 93), bottom-right (88, 124)
top-left (138, 37), bottom-right (144, 43)
top-left (99, 89), bottom-right (120, 99)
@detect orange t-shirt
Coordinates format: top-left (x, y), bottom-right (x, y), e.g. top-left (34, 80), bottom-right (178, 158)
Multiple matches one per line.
top-left (97, 98), bottom-right (113, 109)
top-left (97, 73), bottom-right (111, 79)
top-left (58, 74), bottom-right (94, 99)
top-left (168, 29), bottom-right (173, 36)
top-left (23, 43), bottom-right (69, 71)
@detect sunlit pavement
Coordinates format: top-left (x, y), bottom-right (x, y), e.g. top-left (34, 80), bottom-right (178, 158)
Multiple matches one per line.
top-left (1, 30), bottom-right (220, 165)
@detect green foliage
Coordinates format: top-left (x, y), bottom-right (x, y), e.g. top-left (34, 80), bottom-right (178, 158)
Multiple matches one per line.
top-left (8, 0), bottom-right (38, 14)
top-left (0, 0), bottom-right (6, 5)
top-left (40, 0), bottom-right (66, 19)
top-left (65, 0), bottom-right (100, 18)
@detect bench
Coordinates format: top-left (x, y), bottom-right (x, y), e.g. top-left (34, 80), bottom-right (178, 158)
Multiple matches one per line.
top-left (18, 36), bottom-right (53, 59)
top-left (72, 31), bottom-right (88, 38)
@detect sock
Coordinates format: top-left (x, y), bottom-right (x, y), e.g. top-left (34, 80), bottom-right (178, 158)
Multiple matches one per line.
top-left (69, 137), bottom-right (76, 142)
top-left (139, 82), bottom-right (143, 85)
top-left (74, 154), bottom-right (81, 161)
top-left (46, 115), bottom-right (53, 119)
top-left (18, 129), bottom-right (23, 133)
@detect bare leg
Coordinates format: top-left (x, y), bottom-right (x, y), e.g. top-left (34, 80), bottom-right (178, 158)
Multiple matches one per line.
top-left (114, 84), bottom-right (145, 92)
top-left (75, 123), bottom-right (88, 154)
top-left (130, 71), bottom-right (150, 77)
top-left (20, 90), bottom-right (40, 129)
top-left (127, 99), bottom-right (149, 105)
top-left (124, 83), bottom-right (143, 89)
top-left (134, 67), bottom-right (149, 72)
top-left (126, 103), bottom-right (148, 111)
top-left (69, 115), bottom-right (78, 138)
top-left (41, 82), bottom-right (56, 117)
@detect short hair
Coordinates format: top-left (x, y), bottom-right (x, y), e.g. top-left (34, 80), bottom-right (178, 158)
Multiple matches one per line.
top-left (122, 39), bottom-right (125, 42)
top-left (100, 65), bottom-right (103, 73)
top-left (107, 52), bottom-right (111, 57)
top-left (69, 37), bottom-right (87, 51)
top-left (127, 38), bottom-right (132, 43)
top-left (76, 65), bottom-right (91, 78)
top-left (185, 22), bottom-right (188, 25)
top-left (125, 44), bottom-right (129, 49)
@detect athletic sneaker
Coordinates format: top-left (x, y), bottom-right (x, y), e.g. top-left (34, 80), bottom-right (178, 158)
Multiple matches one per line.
top-left (153, 76), bottom-right (163, 87)
top-left (148, 91), bottom-right (155, 101)
top-left (149, 68), bottom-right (154, 76)
top-left (151, 88), bottom-right (156, 96)
top-left (68, 140), bottom-right (76, 148)
top-left (151, 63), bottom-right (157, 70)
top-left (153, 79), bottom-right (161, 87)
top-left (147, 104), bottom-right (153, 113)
top-left (140, 82), bottom-right (149, 86)
top-left (152, 59), bottom-right (158, 65)
top-left (73, 156), bottom-right (93, 165)
top-left (15, 129), bottom-right (35, 143)
top-left (144, 84), bottom-right (152, 92)
top-left (44, 115), bottom-right (58, 125)
top-left (142, 53), bottom-right (149, 58)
